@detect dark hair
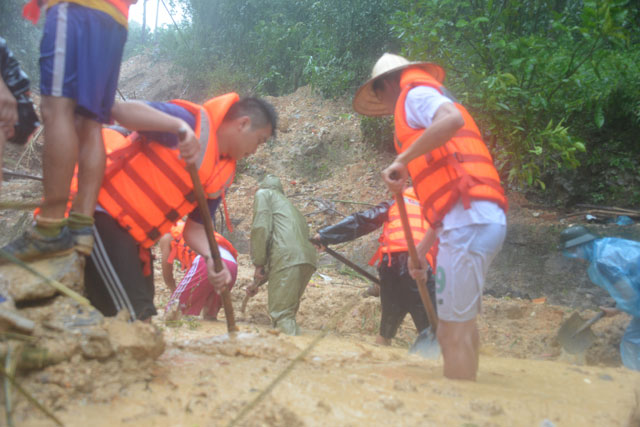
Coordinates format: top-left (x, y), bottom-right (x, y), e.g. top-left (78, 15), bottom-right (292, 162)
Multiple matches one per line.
top-left (372, 70), bottom-right (402, 96)
top-left (223, 97), bottom-right (278, 137)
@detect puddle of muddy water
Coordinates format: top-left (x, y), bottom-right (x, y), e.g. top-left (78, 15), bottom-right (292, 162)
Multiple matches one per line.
top-left (15, 320), bottom-right (640, 427)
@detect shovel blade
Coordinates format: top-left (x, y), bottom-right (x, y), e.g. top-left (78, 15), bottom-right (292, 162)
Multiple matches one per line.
top-left (409, 328), bottom-right (440, 359)
top-left (557, 312), bottom-right (597, 354)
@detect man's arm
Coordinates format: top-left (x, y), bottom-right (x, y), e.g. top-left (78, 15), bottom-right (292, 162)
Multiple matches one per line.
top-left (111, 100), bottom-right (200, 164)
top-left (183, 217), bottom-right (232, 293)
top-left (382, 102), bottom-right (464, 193)
top-left (314, 200), bottom-right (392, 247)
top-left (250, 190), bottom-right (273, 268)
top-left (408, 227), bottom-right (438, 281)
top-left (158, 233), bottom-right (176, 293)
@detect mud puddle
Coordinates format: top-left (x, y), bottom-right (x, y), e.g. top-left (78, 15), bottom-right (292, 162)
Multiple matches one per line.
top-left (18, 318), bottom-right (640, 427)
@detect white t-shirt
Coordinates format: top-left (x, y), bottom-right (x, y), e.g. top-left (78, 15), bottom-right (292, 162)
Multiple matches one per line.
top-left (404, 87), bottom-right (506, 231)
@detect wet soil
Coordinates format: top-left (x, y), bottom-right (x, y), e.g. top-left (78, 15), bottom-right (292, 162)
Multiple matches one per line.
top-left (1, 54), bottom-right (639, 426)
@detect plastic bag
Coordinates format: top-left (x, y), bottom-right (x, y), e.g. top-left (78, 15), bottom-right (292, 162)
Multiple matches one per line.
top-left (576, 237), bottom-right (640, 317)
top-left (0, 37), bottom-right (40, 145)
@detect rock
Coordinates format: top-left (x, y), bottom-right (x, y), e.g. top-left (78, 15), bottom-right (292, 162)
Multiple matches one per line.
top-left (18, 335), bottom-right (80, 370)
top-left (105, 317), bottom-right (165, 361)
top-left (80, 329), bottom-right (114, 360)
top-left (0, 306), bottom-right (35, 333)
top-left (0, 252), bottom-right (84, 303)
top-left (380, 395), bottom-right (404, 412)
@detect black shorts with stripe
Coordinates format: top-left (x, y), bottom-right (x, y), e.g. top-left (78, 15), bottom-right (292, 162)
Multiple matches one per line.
top-left (85, 211), bottom-right (157, 321)
top-left (377, 252), bottom-right (436, 339)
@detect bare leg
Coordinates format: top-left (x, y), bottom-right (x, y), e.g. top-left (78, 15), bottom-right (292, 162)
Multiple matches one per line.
top-left (437, 318), bottom-right (479, 381)
top-left (39, 96), bottom-right (78, 219)
top-left (72, 116), bottom-right (105, 216)
top-left (202, 291), bottom-right (217, 320)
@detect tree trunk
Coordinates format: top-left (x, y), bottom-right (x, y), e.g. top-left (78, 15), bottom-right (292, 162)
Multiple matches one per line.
top-left (155, 0), bottom-right (160, 33)
top-left (142, 0), bottom-right (147, 44)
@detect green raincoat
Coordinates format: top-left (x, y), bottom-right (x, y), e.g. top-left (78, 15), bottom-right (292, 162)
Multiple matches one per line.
top-left (251, 175), bottom-right (317, 335)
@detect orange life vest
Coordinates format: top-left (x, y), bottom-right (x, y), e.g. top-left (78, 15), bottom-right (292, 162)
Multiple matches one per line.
top-left (168, 220), bottom-right (238, 271)
top-left (369, 188), bottom-right (438, 270)
top-left (97, 94), bottom-right (238, 248)
top-left (394, 68), bottom-right (508, 228)
top-left (103, 0), bottom-right (132, 18)
top-left (23, 0), bottom-right (133, 26)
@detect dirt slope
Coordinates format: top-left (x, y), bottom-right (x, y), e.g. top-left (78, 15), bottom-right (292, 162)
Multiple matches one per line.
top-left (1, 54), bottom-right (639, 426)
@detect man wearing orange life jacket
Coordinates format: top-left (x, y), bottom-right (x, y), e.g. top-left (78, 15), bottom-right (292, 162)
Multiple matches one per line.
top-left (313, 186), bottom-right (438, 346)
top-left (79, 95), bottom-right (275, 321)
top-left (160, 220), bottom-right (239, 320)
top-left (1, 0), bottom-right (136, 263)
top-left (353, 53), bottom-right (507, 380)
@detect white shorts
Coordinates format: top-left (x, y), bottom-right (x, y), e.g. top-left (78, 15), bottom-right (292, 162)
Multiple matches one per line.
top-left (435, 223), bottom-right (506, 322)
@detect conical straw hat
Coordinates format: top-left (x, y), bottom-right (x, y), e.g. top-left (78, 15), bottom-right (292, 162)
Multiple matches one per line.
top-left (352, 53), bottom-right (445, 116)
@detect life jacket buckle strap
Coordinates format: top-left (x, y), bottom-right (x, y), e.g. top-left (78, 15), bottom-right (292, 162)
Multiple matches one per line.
top-left (166, 209), bottom-right (180, 222)
top-left (147, 228), bottom-right (161, 241)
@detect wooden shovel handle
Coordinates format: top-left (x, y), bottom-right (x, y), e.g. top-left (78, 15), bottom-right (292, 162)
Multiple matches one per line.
top-left (394, 193), bottom-right (438, 331)
top-left (186, 163), bottom-right (238, 333)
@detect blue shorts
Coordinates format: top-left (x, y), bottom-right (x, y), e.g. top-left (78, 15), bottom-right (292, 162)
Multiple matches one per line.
top-left (40, 3), bottom-right (127, 123)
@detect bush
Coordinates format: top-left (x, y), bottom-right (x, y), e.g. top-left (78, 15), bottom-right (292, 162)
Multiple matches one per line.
top-left (390, 0), bottom-right (639, 205)
top-left (359, 116), bottom-right (394, 153)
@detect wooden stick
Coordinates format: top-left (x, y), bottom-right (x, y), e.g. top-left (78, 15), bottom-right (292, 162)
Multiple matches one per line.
top-left (309, 239), bottom-right (380, 285)
top-left (1, 169), bottom-right (43, 181)
top-left (185, 164), bottom-right (238, 333)
top-left (575, 204), bottom-right (640, 215)
top-left (394, 193), bottom-right (438, 331)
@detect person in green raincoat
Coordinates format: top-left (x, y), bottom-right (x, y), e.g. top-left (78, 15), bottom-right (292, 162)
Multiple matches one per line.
top-left (248, 175), bottom-right (317, 335)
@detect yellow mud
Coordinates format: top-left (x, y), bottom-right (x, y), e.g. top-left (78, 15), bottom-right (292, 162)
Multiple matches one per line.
top-left (21, 319), bottom-right (640, 427)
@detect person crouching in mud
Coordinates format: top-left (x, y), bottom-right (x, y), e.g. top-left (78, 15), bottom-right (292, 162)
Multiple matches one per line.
top-left (560, 225), bottom-right (640, 371)
top-left (160, 220), bottom-right (238, 321)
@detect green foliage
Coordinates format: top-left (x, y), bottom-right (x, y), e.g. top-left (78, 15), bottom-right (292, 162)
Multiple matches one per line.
top-left (359, 116), bottom-right (395, 153)
top-left (390, 0), bottom-right (639, 204)
top-left (174, 0), bottom-right (399, 97)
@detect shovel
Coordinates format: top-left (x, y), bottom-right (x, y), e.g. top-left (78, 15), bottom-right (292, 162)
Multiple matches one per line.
top-left (309, 238), bottom-right (381, 286)
top-left (394, 193), bottom-right (440, 359)
top-left (557, 310), bottom-right (605, 354)
top-left (181, 131), bottom-right (238, 334)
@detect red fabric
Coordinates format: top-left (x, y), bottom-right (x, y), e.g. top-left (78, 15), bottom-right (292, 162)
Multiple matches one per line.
top-left (139, 246), bottom-right (152, 276)
top-left (166, 256), bottom-right (237, 318)
top-left (23, 0), bottom-right (41, 25)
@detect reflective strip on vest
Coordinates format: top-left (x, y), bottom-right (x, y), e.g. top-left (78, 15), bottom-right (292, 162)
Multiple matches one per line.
top-left (369, 189), bottom-right (435, 269)
top-left (98, 95), bottom-right (239, 248)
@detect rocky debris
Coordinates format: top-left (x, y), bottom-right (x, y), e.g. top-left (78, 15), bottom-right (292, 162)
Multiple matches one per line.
top-left (0, 294), bottom-right (165, 371)
top-left (0, 252), bottom-right (84, 303)
top-left (0, 252), bottom-right (165, 376)
top-left (104, 312), bottom-right (165, 361)
top-left (0, 305), bottom-right (35, 333)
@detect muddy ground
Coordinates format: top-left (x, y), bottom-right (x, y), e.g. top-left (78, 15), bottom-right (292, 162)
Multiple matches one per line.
top-left (1, 54), bottom-right (639, 426)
